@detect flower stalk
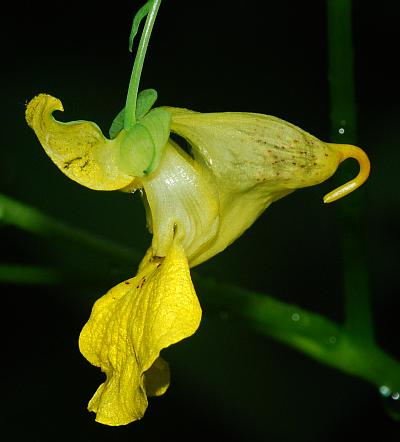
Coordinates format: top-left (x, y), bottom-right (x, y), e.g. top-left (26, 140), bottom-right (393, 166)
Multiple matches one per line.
top-left (124, 0), bottom-right (162, 128)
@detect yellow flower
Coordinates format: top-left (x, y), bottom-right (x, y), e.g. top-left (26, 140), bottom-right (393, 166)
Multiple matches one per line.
top-left (25, 93), bottom-right (369, 425)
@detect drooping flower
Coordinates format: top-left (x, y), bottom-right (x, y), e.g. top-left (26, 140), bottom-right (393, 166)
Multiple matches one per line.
top-left (25, 92), bottom-right (369, 425)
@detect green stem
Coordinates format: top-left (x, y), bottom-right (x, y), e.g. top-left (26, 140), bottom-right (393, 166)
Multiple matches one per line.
top-left (124, 0), bottom-right (162, 128)
top-left (0, 264), bottom-right (119, 288)
top-left (327, 0), bottom-right (374, 344)
top-left (195, 276), bottom-right (400, 394)
top-left (0, 193), bottom-right (140, 265)
top-left (0, 264), bottom-right (62, 285)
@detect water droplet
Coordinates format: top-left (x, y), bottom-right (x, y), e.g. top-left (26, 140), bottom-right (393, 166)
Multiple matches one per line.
top-left (291, 312), bottom-right (300, 322)
top-left (328, 336), bottom-right (337, 344)
top-left (380, 387), bottom-right (400, 421)
top-left (338, 127), bottom-right (345, 135)
top-left (379, 385), bottom-right (391, 397)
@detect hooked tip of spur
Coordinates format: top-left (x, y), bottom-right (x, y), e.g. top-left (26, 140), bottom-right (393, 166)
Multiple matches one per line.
top-left (323, 143), bottom-right (371, 204)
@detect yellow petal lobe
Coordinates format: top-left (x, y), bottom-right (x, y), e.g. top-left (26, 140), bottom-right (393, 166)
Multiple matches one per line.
top-left (78, 241), bottom-right (201, 426)
top-left (25, 94), bottom-right (134, 190)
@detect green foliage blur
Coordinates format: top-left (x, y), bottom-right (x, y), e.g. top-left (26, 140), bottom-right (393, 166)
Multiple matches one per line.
top-left (1, 1), bottom-right (399, 440)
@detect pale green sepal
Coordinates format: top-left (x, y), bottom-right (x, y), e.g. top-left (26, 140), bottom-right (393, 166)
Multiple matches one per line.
top-left (109, 108), bottom-right (125, 139)
top-left (117, 107), bottom-right (170, 177)
top-left (140, 107), bottom-right (171, 173)
top-left (136, 88), bottom-right (158, 121)
top-left (119, 124), bottom-right (154, 176)
top-left (109, 89), bottom-right (158, 139)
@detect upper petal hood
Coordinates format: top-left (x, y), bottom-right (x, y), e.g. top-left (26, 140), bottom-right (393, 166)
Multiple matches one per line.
top-left (26, 94), bottom-right (135, 190)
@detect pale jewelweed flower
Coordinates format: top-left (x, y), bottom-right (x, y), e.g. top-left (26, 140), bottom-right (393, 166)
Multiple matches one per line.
top-left (24, 0), bottom-right (370, 427)
top-left (25, 94), bottom-right (370, 425)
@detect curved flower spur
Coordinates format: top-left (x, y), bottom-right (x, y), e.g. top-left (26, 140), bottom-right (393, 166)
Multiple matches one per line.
top-left (25, 0), bottom-right (370, 426)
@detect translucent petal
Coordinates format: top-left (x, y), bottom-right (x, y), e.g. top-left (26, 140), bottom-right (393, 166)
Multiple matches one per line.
top-left (79, 241), bottom-right (201, 425)
top-left (141, 139), bottom-right (220, 262)
top-left (26, 94), bottom-right (135, 190)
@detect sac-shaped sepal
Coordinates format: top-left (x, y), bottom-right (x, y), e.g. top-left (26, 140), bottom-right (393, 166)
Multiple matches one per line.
top-left (163, 107), bottom-right (370, 265)
top-left (168, 108), bottom-right (344, 193)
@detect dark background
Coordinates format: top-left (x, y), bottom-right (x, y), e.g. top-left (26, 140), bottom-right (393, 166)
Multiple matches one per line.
top-left (1, 1), bottom-right (399, 440)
